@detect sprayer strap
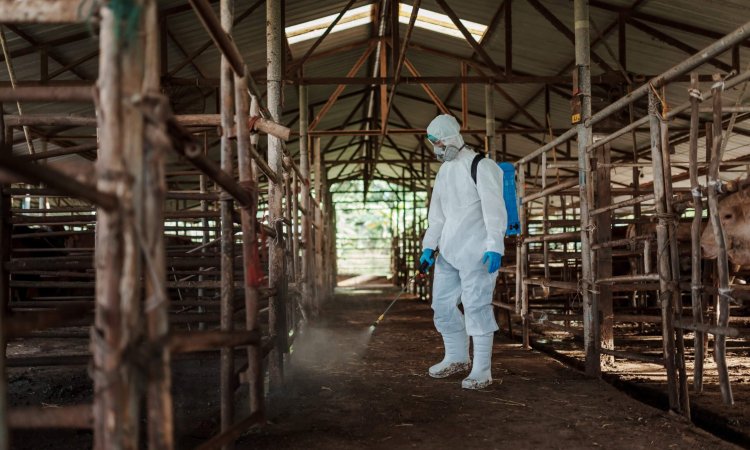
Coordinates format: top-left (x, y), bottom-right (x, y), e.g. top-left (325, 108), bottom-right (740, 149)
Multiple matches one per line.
top-left (471, 153), bottom-right (485, 184)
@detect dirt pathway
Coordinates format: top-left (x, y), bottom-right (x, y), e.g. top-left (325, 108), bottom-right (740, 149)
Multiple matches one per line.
top-left (242, 284), bottom-right (738, 449)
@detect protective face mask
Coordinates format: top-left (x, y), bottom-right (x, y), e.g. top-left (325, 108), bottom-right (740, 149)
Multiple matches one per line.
top-left (428, 133), bottom-right (463, 163)
top-left (442, 144), bottom-right (460, 162)
top-left (434, 146), bottom-right (446, 162)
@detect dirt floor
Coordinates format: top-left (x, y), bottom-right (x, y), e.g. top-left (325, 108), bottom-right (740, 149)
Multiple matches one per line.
top-left (518, 313), bottom-right (750, 443)
top-left (241, 282), bottom-right (738, 449)
top-left (5, 281), bottom-right (744, 449)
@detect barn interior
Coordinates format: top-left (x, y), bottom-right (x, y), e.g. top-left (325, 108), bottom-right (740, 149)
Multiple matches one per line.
top-left (1, 0), bottom-right (750, 448)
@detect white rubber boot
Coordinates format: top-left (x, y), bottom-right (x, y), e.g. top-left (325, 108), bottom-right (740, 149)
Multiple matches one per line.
top-left (462, 333), bottom-right (493, 389)
top-left (428, 331), bottom-right (470, 378)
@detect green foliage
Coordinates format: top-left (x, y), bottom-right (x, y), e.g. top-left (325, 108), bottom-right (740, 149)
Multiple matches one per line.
top-left (333, 180), bottom-right (426, 276)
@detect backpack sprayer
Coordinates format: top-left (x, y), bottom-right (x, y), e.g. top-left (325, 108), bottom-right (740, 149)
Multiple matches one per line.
top-left (369, 251), bottom-right (438, 332)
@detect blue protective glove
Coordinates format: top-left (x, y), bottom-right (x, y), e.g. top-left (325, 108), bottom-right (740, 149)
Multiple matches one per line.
top-left (420, 248), bottom-right (435, 270)
top-left (482, 251), bottom-right (502, 274)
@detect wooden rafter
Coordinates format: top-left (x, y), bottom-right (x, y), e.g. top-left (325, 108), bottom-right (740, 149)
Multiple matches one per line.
top-left (402, 58), bottom-right (450, 115)
top-left (308, 42), bottom-right (375, 131)
top-left (434, 0), bottom-right (503, 76)
top-left (5, 25), bottom-right (88, 80)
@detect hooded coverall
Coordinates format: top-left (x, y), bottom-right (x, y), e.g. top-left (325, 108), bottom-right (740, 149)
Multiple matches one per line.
top-left (423, 116), bottom-right (507, 337)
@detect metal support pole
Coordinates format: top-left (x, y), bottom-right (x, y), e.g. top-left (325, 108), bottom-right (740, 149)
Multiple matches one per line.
top-left (141, 3), bottom-right (173, 448)
top-left (594, 143), bottom-right (613, 368)
top-left (485, 84), bottom-right (495, 159)
top-left (542, 152), bottom-right (550, 283)
top-left (574, 0), bottom-right (600, 377)
top-left (708, 73), bottom-right (734, 406)
top-left (688, 72), bottom-right (705, 393)
top-left (299, 85), bottom-right (312, 317)
top-left (235, 71), bottom-right (263, 414)
top-left (267, 0), bottom-right (287, 389)
top-left (517, 167), bottom-right (529, 348)
top-left (661, 115), bottom-right (690, 417)
top-left (0, 110), bottom-right (10, 450)
top-left (93, 2), bottom-right (149, 447)
top-left (219, 0), bottom-right (235, 444)
top-left (647, 89), bottom-right (679, 411)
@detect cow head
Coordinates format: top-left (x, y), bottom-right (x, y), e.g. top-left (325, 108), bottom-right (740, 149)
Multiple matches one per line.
top-left (701, 186), bottom-right (750, 265)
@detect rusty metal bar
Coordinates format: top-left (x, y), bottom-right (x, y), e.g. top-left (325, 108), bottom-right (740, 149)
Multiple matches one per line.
top-left (18, 143), bottom-right (98, 160)
top-left (521, 177), bottom-right (578, 204)
top-left (218, 0), bottom-right (236, 441)
top-left (0, 153), bottom-right (117, 211)
top-left (591, 234), bottom-right (651, 250)
top-left (169, 330), bottom-right (261, 353)
top-left (590, 69), bottom-right (750, 152)
top-left (93, 3), bottom-right (144, 447)
top-left (648, 89), bottom-right (680, 411)
top-left (518, 20), bottom-right (750, 165)
top-left (523, 231), bottom-right (580, 244)
top-left (0, 108), bottom-right (10, 449)
top-left (599, 348), bottom-right (665, 365)
top-left (707, 73), bottom-right (734, 406)
top-left (8, 404), bottom-right (92, 429)
top-left (688, 72), bottom-right (705, 393)
top-left (235, 71), bottom-right (263, 415)
top-left (188, 0), bottom-right (245, 77)
top-left (168, 121), bottom-right (254, 208)
top-left (596, 274), bottom-right (660, 284)
top-left (267, 0), bottom-right (286, 391)
top-left (589, 193), bottom-right (655, 216)
top-left (574, 0), bottom-right (598, 377)
top-left (0, 85), bottom-right (92, 102)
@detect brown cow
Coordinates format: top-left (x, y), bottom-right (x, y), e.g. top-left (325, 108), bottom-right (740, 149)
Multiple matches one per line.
top-left (701, 186), bottom-right (750, 266)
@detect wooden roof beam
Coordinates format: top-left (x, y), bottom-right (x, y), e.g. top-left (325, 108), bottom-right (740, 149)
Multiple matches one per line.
top-left (434, 0), bottom-right (503, 76)
top-left (4, 25), bottom-right (88, 79)
top-left (308, 43), bottom-right (375, 131)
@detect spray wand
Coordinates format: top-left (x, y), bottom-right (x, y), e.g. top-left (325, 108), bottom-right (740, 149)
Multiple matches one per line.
top-left (369, 251), bottom-right (437, 332)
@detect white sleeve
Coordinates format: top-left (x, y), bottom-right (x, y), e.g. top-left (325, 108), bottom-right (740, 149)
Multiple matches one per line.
top-left (422, 170), bottom-right (445, 251)
top-left (476, 159), bottom-right (507, 255)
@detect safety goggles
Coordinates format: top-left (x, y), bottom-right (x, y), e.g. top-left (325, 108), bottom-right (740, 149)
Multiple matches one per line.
top-left (426, 134), bottom-right (443, 147)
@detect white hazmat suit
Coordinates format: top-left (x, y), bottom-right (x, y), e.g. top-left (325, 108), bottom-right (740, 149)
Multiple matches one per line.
top-left (423, 115), bottom-right (507, 389)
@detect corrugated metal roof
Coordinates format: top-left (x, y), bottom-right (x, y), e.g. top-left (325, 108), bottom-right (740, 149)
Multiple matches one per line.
top-left (1, 0), bottom-right (749, 189)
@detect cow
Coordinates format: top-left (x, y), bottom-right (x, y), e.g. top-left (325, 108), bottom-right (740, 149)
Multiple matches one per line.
top-left (701, 185), bottom-right (750, 266)
top-left (624, 185), bottom-right (750, 268)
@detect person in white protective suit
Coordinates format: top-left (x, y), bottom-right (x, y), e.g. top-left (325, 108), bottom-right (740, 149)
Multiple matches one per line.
top-left (420, 114), bottom-right (507, 390)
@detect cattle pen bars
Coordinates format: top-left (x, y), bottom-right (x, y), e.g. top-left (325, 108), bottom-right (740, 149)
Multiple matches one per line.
top-left (506, 8), bottom-right (750, 417)
top-left (0, 1), bottom-right (336, 449)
